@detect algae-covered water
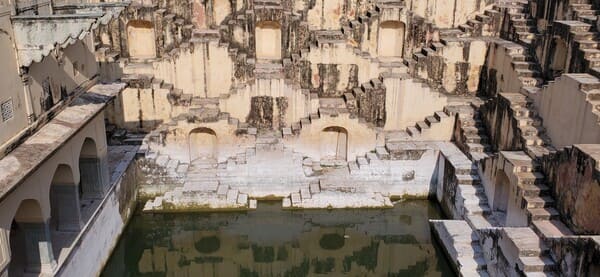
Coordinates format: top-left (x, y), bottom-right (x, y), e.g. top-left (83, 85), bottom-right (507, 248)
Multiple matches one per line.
top-left (101, 201), bottom-right (455, 276)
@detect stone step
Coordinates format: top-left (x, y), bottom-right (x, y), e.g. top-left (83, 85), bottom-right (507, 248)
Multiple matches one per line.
top-left (430, 220), bottom-right (487, 274)
top-left (528, 207), bottom-right (560, 221)
top-left (518, 255), bottom-right (557, 272)
top-left (501, 227), bottom-right (549, 257)
top-left (532, 220), bottom-right (574, 239)
top-left (523, 195), bottom-right (555, 208)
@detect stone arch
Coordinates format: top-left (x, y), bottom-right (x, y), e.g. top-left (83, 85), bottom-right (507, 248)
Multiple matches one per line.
top-left (78, 137), bottom-right (105, 199)
top-left (320, 126), bottom-right (348, 161)
top-left (551, 37), bottom-right (568, 76)
top-left (50, 164), bottom-right (82, 232)
top-left (9, 199), bottom-right (55, 275)
top-left (493, 170), bottom-right (511, 222)
top-left (378, 21), bottom-right (405, 57)
top-left (126, 20), bottom-right (156, 59)
top-left (189, 127), bottom-right (218, 162)
top-left (255, 21), bottom-right (282, 60)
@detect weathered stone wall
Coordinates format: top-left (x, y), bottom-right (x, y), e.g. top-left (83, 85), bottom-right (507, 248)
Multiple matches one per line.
top-left (547, 237), bottom-right (600, 277)
top-left (539, 145), bottom-right (600, 235)
top-left (407, 0), bottom-right (494, 28)
top-left (480, 95), bottom-right (523, 152)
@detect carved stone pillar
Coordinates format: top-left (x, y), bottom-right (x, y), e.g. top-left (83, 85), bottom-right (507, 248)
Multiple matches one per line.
top-left (19, 67), bottom-right (36, 124)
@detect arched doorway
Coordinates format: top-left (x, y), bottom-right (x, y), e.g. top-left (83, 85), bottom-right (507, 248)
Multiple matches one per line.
top-left (50, 164), bottom-right (82, 232)
top-left (551, 38), bottom-right (568, 77)
top-left (256, 21), bottom-right (282, 60)
top-left (378, 21), bottom-right (405, 57)
top-left (189, 128), bottom-right (218, 162)
top-left (79, 138), bottom-right (105, 199)
top-left (9, 199), bottom-right (56, 275)
top-left (320, 126), bottom-right (348, 161)
top-left (126, 20), bottom-right (156, 59)
top-left (493, 171), bottom-right (511, 224)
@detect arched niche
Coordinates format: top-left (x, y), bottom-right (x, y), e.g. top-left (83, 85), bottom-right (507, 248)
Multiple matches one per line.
top-left (189, 127), bottom-right (218, 162)
top-left (320, 126), bottom-right (348, 161)
top-left (493, 170), bottom-right (511, 224)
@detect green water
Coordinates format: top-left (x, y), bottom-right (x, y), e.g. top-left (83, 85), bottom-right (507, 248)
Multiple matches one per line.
top-left (101, 201), bottom-right (455, 277)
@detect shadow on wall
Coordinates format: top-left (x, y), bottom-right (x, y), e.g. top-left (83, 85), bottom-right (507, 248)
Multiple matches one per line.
top-left (29, 39), bottom-right (99, 117)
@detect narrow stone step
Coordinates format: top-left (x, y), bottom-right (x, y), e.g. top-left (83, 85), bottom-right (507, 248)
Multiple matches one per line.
top-left (518, 255), bottom-right (557, 272)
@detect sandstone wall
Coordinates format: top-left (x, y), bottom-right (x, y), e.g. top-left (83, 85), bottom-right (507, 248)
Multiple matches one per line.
top-left (539, 145), bottom-right (600, 235)
top-left (383, 76), bottom-right (447, 130)
top-left (407, 0), bottom-right (493, 28)
top-left (480, 95), bottom-right (523, 152)
top-left (530, 74), bottom-right (600, 148)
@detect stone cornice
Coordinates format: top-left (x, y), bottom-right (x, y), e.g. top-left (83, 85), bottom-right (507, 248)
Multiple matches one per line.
top-left (10, 1), bottom-right (130, 67)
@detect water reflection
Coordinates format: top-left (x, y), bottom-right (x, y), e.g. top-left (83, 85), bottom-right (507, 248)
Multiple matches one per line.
top-left (102, 201), bottom-right (454, 276)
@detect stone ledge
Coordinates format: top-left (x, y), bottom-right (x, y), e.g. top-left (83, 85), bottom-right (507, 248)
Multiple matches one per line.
top-left (0, 83), bottom-right (126, 201)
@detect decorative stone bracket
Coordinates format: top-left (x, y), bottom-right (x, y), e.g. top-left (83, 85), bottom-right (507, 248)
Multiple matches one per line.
top-left (11, 2), bottom-right (129, 68)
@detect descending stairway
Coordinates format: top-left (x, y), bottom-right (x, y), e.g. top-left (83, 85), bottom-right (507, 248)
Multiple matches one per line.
top-left (569, 0), bottom-right (600, 24)
top-left (445, 102), bottom-right (494, 161)
top-left (510, 155), bottom-right (575, 240)
top-left (498, 228), bottom-right (559, 275)
top-left (497, 93), bottom-right (555, 157)
top-left (283, 179), bottom-right (393, 209)
top-left (430, 220), bottom-right (488, 276)
top-left (498, 0), bottom-right (538, 47)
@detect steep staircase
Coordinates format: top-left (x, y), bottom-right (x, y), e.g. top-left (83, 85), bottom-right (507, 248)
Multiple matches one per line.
top-left (498, 228), bottom-right (559, 275)
top-left (497, 92), bottom-right (555, 157)
top-left (497, 0), bottom-right (538, 47)
top-left (568, 0), bottom-right (600, 24)
top-left (511, 155), bottom-right (574, 239)
top-left (445, 102), bottom-right (494, 161)
top-left (430, 220), bottom-right (488, 276)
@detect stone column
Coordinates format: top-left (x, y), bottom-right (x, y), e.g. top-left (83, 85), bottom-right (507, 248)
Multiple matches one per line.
top-left (79, 158), bottom-right (107, 199)
top-left (51, 184), bottom-right (82, 231)
top-left (19, 222), bottom-right (56, 273)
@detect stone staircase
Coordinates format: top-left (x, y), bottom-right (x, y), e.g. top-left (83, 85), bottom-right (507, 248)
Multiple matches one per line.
top-left (437, 143), bottom-right (498, 228)
top-left (511, 155), bottom-right (575, 240)
top-left (283, 179), bottom-right (393, 209)
top-left (445, 102), bottom-right (494, 161)
top-left (383, 109), bottom-right (454, 142)
top-left (552, 20), bottom-right (600, 78)
top-left (137, 151), bottom-right (187, 198)
top-left (346, 148), bottom-right (391, 177)
top-left (568, 0), bottom-right (600, 23)
top-left (498, 227), bottom-right (559, 275)
top-left (497, 92), bottom-right (555, 157)
top-left (430, 220), bottom-right (489, 276)
top-left (141, 153), bottom-right (258, 212)
top-left (497, 0), bottom-right (538, 46)
top-left (500, 41), bottom-right (545, 89)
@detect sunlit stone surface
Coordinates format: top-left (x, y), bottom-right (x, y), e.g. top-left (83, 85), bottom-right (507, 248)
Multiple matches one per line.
top-left (0, 0), bottom-right (599, 276)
